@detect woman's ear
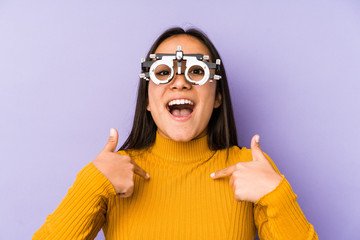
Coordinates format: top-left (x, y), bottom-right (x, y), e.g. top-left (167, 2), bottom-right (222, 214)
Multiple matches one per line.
top-left (214, 91), bottom-right (222, 109)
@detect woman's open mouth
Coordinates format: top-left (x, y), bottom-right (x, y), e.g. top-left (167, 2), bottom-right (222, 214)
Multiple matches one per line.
top-left (167, 99), bottom-right (194, 119)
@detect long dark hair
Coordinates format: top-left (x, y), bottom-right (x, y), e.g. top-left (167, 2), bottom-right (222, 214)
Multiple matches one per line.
top-left (119, 27), bottom-right (239, 151)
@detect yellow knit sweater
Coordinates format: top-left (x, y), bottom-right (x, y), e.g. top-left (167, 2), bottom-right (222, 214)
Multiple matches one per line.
top-left (33, 133), bottom-right (318, 240)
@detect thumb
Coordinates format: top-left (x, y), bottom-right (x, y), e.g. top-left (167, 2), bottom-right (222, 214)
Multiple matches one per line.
top-left (250, 134), bottom-right (265, 161)
top-left (103, 128), bottom-right (119, 152)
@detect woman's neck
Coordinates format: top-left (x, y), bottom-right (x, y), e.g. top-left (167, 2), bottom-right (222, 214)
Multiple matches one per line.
top-left (149, 131), bottom-right (216, 164)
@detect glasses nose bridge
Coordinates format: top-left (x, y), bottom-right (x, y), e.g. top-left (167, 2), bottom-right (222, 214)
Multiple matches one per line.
top-left (172, 60), bottom-right (187, 75)
top-left (170, 63), bottom-right (191, 90)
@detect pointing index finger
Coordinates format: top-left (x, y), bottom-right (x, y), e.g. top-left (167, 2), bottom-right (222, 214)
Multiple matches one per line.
top-left (132, 160), bottom-right (150, 180)
top-left (210, 165), bottom-right (236, 179)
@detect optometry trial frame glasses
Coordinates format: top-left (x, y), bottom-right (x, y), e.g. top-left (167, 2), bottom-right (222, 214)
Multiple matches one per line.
top-left (139, 45), bottom-right (222, 86)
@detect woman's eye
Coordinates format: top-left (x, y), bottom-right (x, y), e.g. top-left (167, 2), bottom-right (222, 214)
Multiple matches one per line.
top-left (156, 71), bottom-right (170, 76)
top-left (191, 69), bottom-right (204, 75)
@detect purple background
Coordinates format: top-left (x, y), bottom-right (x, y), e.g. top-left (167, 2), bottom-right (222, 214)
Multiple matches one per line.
top-left (1, 1), bottom-right (359, 239)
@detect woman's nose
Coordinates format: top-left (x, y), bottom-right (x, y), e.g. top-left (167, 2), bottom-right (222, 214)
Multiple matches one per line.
top-left (170, 73), bottom-right (192, 90)
top-left (170, 62), bottom-right (192, 90)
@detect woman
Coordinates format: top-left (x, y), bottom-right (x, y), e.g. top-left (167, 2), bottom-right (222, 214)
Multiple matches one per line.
top-left (33, 27), bottom-right (318, 239)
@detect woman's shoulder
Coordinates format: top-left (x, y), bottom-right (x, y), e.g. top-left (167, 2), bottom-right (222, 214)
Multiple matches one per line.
top-left (226, 146), bottom-right (253, 164)
top-left (116, 148), bottom-right (149, 159)
top-left (116, 149), bottom-right (130, 156)
top-left (212, 146), bottom-right (253, 166)
top-left (225, 146), bottom-right (280, 174)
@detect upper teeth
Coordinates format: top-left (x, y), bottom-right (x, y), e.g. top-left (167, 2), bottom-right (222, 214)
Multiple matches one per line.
top-left (168, 99), bottom-right (194, 106)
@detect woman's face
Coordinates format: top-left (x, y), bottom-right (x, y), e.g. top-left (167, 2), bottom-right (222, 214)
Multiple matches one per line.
top-left (147, 35), bottom-right (221, 142)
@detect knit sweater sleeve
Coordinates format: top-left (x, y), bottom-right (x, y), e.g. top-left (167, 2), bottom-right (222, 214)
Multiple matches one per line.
top-left (253, 153), bottom-right (318, 240)
top-left (32, 162), bottom-right (116, 240)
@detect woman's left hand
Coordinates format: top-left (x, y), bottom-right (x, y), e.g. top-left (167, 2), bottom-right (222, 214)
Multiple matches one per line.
top-left (211, 135), bottom-right (282, 203)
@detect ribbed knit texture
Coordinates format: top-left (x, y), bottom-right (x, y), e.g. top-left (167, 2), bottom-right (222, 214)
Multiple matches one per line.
top-left (33, 132), bottom-right (318, 240)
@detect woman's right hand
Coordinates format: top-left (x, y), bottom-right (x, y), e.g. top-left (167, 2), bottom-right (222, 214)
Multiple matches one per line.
top-left (92, 128), bottom-right (150, 197)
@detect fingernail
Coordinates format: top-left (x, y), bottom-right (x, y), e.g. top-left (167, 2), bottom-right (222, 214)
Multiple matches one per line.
top-left (110, 128), bottom-right (115, 136)
top-left (255, 135), bottom-right (260, 143)
top-left (210, 173), bottom-right (215, 178)
top-left (146, 173), bottom-right (150, 179)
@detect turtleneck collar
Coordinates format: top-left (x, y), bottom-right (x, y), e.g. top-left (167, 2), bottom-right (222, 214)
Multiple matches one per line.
top-left (149, 131), bottom-right (216, 163)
